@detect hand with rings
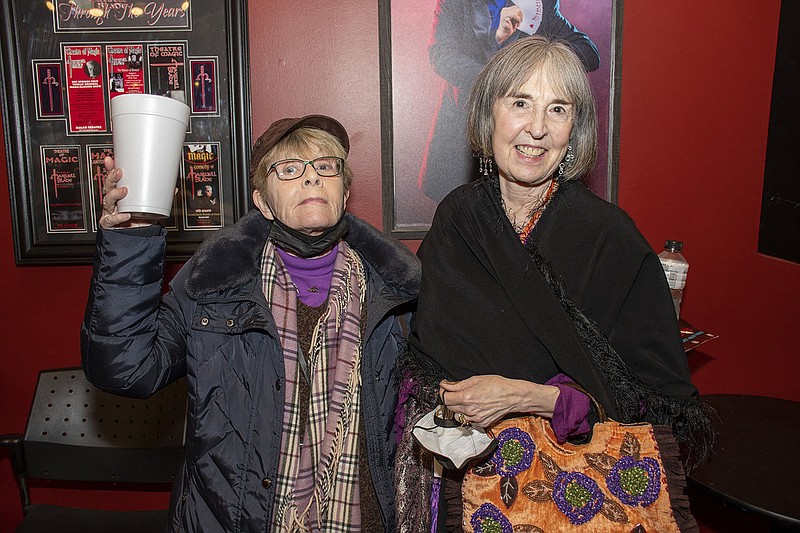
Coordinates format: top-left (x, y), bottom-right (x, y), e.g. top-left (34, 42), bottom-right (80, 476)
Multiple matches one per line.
top-left (439, 384), bottom-right (471, 426)
top-left (99, 156), bottom-right (151, 230)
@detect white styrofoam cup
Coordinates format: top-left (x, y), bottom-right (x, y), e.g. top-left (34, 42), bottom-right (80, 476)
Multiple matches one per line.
top-left (111, 94), bottom-right (191, 219)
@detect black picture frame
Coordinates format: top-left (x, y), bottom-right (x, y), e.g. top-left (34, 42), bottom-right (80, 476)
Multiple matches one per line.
top-left (380, 0), bottom-right (623, 238)
top-left (0, 0), bottom-right (251, 264)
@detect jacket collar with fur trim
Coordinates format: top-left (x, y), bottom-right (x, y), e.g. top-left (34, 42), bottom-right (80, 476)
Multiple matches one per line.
top-left (185, 210), bottom-right (420, 300)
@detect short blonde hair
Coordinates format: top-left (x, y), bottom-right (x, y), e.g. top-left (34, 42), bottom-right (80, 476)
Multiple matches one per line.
top-left (250, 127), bottom-right (353, 193)
top-left (467, 36), bottom-right (597, 181)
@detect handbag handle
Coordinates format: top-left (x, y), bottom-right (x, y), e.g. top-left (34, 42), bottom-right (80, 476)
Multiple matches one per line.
top-left (562, 381), bottom-right (608, 423)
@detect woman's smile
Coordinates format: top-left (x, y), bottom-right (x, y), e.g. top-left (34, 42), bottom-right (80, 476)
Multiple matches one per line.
top-left (516, 145), bottom-right (546, 158)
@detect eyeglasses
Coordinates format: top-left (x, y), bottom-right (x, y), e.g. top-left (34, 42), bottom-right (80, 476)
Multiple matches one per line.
top-left (267, 157), bottom-right (344, 181)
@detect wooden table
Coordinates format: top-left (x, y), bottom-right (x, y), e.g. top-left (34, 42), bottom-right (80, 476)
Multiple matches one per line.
top-left (689, 394), bottom-right (800, 530)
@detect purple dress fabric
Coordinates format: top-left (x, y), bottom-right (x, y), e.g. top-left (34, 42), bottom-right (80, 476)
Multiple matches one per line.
top-left (546, 373), bottom-right (591, 443)
top-left (276, 245), bottom-right (338, 307)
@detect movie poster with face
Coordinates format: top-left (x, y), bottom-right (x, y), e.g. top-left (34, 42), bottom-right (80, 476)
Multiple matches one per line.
top-left (34, 62), bottom-right (65, 118)
top-left (147, 42), bottom-right (187, 105)
top-left (63, 44), bottom-right (107, 134)
top-left (41, 146), bottom-right (86, 233)
top-left (182, 142), bottom-right (222, 229)
top-left (105, 44), bottom-right (145, 100)
top-left (384, 0), bottom-right (618, 232)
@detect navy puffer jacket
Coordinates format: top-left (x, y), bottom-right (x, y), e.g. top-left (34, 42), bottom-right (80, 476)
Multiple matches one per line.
top-left (81, 210), bottom-right (420, 532)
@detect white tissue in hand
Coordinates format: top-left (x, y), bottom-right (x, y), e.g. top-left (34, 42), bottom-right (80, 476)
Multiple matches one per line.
top-left (411, 408), bottom-right (495, 469)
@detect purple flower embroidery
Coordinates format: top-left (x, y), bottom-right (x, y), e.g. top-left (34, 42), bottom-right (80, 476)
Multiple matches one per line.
top-left (490, 427), bottom-right (535, 477)
top-left (470, 502), bottom-right (513, 533)
top-left (552, 472), bottom-right (604, 525)
top-left (607, 455), bottom-right (661, 507)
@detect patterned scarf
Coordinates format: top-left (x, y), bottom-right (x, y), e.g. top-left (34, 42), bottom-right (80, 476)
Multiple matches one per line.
top-left (262, 240), bottom-right (367, 532)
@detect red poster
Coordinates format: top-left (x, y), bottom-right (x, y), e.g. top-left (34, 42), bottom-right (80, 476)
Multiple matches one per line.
top-left (63, 45), bottom-right (107, 134)
top-left (106, 44), bottom-right (145, 100)
top-left (41, 145), bottom-right (86, 232)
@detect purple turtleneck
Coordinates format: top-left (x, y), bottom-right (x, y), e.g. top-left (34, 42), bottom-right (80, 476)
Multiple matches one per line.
top-left (276, 245), bottom-right (338, 307)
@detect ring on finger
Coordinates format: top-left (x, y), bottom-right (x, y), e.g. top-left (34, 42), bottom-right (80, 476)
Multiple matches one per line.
top-left (456, 412), bottom-right (469, 426)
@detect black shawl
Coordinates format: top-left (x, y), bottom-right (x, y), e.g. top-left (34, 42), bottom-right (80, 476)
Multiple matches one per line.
top-left (408, 178), bottom-right (713, 468)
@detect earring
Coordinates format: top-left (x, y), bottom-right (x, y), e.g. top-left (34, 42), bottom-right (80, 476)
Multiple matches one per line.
top-left (558, 145), bottom-right (574, 178)
top-left (565, 144), bottom-right (575, 165)
top-left (479, 156), bottom-right (493, 177)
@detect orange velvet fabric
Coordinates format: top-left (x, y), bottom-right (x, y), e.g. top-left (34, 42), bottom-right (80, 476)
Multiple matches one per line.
top-left (462, 417), bottom-right (680, 532)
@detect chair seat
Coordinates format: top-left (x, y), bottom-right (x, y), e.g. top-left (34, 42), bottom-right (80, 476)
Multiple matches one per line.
top-left (16, 504), bottom-right (168, 533)
top-left (2, 369), bottom-right (187, 531)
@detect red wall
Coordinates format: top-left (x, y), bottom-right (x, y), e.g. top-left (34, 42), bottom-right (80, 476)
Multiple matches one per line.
top-left (1, 0), bottom-right (796, 530)
top-left (618, 1), bottom-right (798, 400)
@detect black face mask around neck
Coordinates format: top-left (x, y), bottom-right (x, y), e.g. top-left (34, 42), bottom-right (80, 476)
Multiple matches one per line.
top-left (269, 216), bottom-right (349, 258)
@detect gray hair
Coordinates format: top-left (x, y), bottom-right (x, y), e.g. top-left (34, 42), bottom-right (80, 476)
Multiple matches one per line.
top-left (466, 36), bottom-right (597, 181)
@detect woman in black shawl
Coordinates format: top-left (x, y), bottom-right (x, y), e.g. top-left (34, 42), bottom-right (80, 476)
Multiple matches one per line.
top-left (396, 36), bottom-right (713, 532)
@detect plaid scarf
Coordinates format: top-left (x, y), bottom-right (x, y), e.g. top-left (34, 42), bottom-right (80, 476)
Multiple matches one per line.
top-left (262, 240), bottom-right (367, 532)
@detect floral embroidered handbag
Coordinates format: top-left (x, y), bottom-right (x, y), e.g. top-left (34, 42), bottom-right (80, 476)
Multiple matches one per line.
top-left (462, 387), bottom-right (694, 532)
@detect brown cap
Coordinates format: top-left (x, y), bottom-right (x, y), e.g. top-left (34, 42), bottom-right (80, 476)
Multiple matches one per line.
top-left (248, 114), bottom-right (350, 178)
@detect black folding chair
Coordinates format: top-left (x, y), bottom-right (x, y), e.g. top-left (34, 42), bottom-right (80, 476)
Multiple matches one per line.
top-left (0, 367), bottom-right (187, 533)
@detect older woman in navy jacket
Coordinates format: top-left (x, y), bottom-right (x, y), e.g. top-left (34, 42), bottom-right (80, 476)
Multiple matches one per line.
top-left (82, 115), bottom-right (419, 532)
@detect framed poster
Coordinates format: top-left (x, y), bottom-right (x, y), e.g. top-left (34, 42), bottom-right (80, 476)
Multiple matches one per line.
top-left (0, 0), bottom-right (251, 264)
top-left (380, 0), bottom-right (623, 238)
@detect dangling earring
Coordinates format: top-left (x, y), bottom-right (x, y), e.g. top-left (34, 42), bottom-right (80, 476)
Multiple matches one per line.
top-left (558, 145), bottom-right (574, 179)
top-left (565, 144), bottom-right (575, 165)
top-left (480, 156), bottom-right (493, 177)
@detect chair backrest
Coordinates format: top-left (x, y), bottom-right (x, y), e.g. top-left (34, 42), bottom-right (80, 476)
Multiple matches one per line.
top-left (22, 368), bottom-right (187, 484)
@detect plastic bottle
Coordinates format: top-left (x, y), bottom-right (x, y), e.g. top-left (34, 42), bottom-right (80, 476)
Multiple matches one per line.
top-left (658, 240), bottom-right (689, 319)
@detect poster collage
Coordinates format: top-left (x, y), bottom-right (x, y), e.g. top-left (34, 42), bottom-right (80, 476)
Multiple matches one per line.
top-left (31, 1), bottom-right (225, 235)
